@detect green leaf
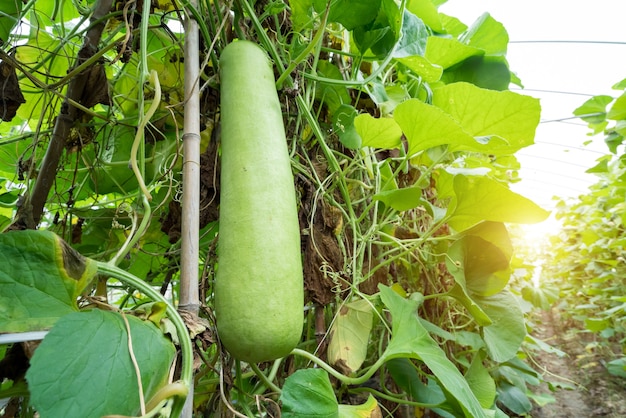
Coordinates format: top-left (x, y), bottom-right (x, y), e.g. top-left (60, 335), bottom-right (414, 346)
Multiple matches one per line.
top-left (520, 285), bottom-right (558, 310)
top-left (461, 13), bottom-right (508, 56)
top-left (442, 55), bottom-right (511, 91)
top-left (373, 187), bottom-right (427, 212)
top-left (15, 32), bottom-right (73, 123)
top-left (607, 92), bottom-right (626, 120)
top-left (447, 284), bottom-right (493, 326)
top-left (425, 36), bottom-right (482, 70)
top-left (606, 357), bottom-right (626, 378)
top-left (327, 299), bottom-right (374, 374)
top-left (27, 310), bottom-right (176, 418)
top-left (446, 222), bottom-right (513, 298)
top-left (86, 124), bottom-right (140, 195)
top-left (386, 358), bottom-right (446, 405)
top-left (433, 83), bottom-right (541, 155)
top-left (406, 0), bottom-right (443, 32)
top-left (316, 61), bottom-right (351, 114)
top-left (315, 0), bottom-right (381, 30)
top-left (477, 291), bottom-right (526, 362)
top-left (379, 285), bottom-right (487, 418)
top-left (395, 55), bottom-right (443, 83)
top-left (446, 235), bottom-right (510, 297)
top-left (573, 95), bottom-right (613, 124)
top-left (393, 99), bottom-right (476, 155)
top-left (32, 0), bottom-right (79, 24)
top-left (338, 395), bottom-right (382, 417)
top-left (584, 317), bottom-right (610, 332)
top-left (443, 173), bottom-right (550, 232)
top-left (291, 0), bottom-right (315, 31)
top-left (333, 104), bottom-right (361, 149)
top-left (586, 155), bottom-right (611, 174)
top-left (465, 354), bottom-right (496, 408)
top-left (354, 114), bottom-right (402, 149)
top-left (393, 10), bottom-right (428, 58)
top-left (0, 230), bottom-right (97, 332)
top-left (280, 369), bottom-right (339, 418)
top-left (440, 13), bottom-right (468, 37)
top-left (496, 383), bottom-right (532, 415)
top-left (0, 0), bottom-right (21, 43)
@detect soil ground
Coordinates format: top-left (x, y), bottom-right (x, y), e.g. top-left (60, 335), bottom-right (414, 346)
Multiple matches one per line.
top-left (529, 309), bottom-right (626, 417)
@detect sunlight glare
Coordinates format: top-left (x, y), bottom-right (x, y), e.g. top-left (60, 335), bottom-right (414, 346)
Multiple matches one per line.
top-left (519, 214), bottom-right (562, 244)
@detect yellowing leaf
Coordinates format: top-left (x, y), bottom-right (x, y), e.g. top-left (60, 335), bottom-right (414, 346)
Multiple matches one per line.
top-left (338, 395), bottom-right (382, 417)
top-left (328, 299), bottom-right (374, 374)
top-left (0, 230), bottom-right (97, 332)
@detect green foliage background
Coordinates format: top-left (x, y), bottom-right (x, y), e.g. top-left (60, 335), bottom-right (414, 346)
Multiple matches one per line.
top-left (7, 0), bottom-right (622, 417)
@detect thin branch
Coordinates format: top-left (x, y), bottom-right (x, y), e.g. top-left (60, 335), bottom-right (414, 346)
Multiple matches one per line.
top-left (10, 0), bottom-right (114, 229)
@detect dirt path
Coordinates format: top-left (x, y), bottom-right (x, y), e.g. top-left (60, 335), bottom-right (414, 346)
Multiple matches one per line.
top-left (530, 310), bottom-right (626, 418)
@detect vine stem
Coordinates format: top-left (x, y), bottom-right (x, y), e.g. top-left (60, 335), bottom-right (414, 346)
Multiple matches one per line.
top-left (249, 362), bottom-right (281, 394)
top-left (290, 348), bottom-right (386, 386)
top-left (274, 3), bottom-right (330, 89)
top-left (109, 0), bottom-right (159, 266)
top-left (121, 312), bottom-right (146, 415)
top-left (131, 69), bottom-right (161, 202)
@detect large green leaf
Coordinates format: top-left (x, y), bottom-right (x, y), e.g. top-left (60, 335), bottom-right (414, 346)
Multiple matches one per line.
top-left (433, 83), bottom-right (541, 155)
top-left (280, 369), bottom-right (339, 418)
top-left (315, 0), bottom-right (380, 30)
top-left (461, 13), bottom-right (508, 56)
top-left (32, 0), bottom-right (80, 25)
top-left (476, 291), bottom-right (526, 362)
top-left (393, 99), bottom-right (477, 155)
top-left (373, 187), bottom-right (427, 212)
top-left (441, 55), bottom-right (512, 91)
top-left (395, 55), bottom-right (443, 83)
top-left (496, 382), bottom-right (532, 415)
top-left (406, 0), bottom-right (443, 32)
top-left (85, 124), bottom-right (140, 195)
top-left (0, 230), bottom-right (97, 332)
top-left (386, 358), bottom-right (446, 405)
top-left (465, 354), bottom-right (496, 408)
top-left (354, 113), bottom-right (402, 149)
top-left (393, 10), bottom-right (428, 58)
top-left (379, 285), bottom-right (487, 418)
top-left (425, 37), bottom-right (482, 70)
top-left (446, 283), bottom-right (492, 327)
top-left (27, 310), bottom-right (176, 418)
top-left (291, 0), bottom-right (315, 31)
top-left (446, 232), bottom-right (511, 297)
top-left (316, 60), bottom-right (351, 114)
top-left (442, 173), bottom-right (550, 232)
top-left (327, 299), bottom-right (374, 374)
top-left (606, 357), bottom-right (626, 378)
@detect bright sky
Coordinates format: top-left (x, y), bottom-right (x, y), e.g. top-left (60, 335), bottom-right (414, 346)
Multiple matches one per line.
top-left (440, 0), bottom-right (626, 211)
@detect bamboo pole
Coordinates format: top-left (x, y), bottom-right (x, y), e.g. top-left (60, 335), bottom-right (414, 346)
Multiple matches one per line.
top-left (180, 0), bottom-right (201, 415)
